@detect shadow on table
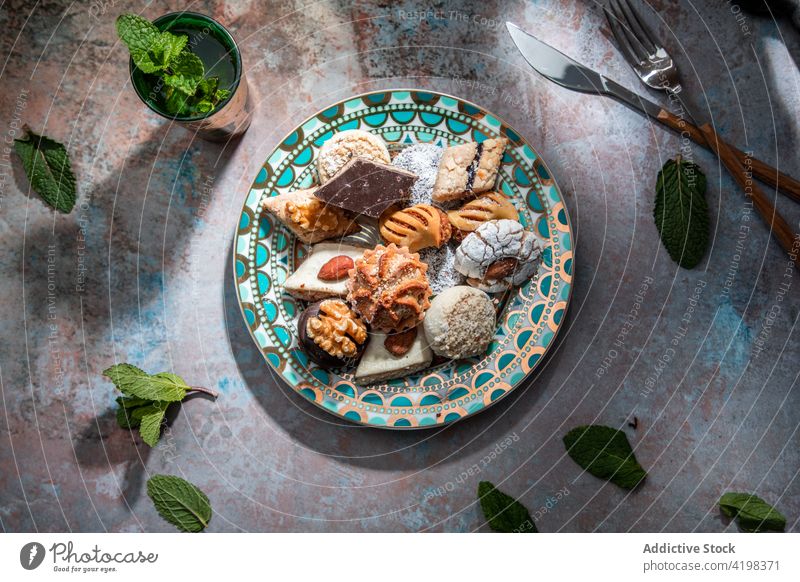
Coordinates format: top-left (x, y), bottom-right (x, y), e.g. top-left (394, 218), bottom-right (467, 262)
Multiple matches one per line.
top-left (223, 238), bottom-right (558, 472)
top-left (72, 407), bottom-right (152, 510)
top-left (41, 123), bottom-right (243, 509)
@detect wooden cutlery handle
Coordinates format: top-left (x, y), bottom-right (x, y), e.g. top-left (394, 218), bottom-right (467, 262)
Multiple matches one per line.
top-left (698, 123), bottom-right (800, 265)
top-left (657, 109), bottom-right (800, 204)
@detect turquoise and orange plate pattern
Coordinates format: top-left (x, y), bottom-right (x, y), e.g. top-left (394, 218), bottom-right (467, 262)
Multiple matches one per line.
top-left (233, 89), bottom-right (573, 429)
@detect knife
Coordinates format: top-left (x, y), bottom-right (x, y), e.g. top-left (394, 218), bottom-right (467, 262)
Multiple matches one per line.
top-left (506, 22), bottom-right (800, 203)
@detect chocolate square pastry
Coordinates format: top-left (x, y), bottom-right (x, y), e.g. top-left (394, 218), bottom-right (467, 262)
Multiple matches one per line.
top-left (313, 158), bottom-right (417, 218)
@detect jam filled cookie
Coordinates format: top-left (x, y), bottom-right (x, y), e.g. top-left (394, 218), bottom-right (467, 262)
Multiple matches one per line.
top-left (431, 137), bottom-right (508, 203)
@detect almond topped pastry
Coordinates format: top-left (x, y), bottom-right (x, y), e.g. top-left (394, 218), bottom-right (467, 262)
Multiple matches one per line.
top-left (379, 204), bottom-right (452, 252)
top-left (261, 188), bottom-right (358, 244)
top-left (447, 191), bottom-right (518, 240)
top-left (346, 243), bottom-right (433, 333)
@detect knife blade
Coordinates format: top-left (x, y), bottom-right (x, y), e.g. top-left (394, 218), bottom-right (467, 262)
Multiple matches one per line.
top-left (505, 21), bottom-right (800, 203)
top-left (506, 21), bottom-right (669, 122)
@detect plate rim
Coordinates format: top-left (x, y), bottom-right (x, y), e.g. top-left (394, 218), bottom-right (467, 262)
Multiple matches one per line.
top-left (232, 87), bottom-right (575, 430)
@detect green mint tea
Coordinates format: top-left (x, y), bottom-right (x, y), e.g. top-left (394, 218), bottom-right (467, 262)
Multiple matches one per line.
top-left (127, 12), bottom-right (252, 141)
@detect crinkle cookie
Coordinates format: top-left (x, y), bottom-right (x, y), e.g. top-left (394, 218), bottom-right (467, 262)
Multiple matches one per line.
top-left (454, 219), bottom-right (543, 293)
top-left (317, 129), bottom-right (391, 183)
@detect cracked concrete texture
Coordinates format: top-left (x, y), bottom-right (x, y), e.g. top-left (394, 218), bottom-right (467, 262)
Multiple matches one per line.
top-left (0, 0), bottom-right (798, 532)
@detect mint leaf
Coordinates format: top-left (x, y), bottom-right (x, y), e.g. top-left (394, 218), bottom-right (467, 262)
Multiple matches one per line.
top-left (162, 87), bottom-right (191, 116)
top-left (116, 406), bottom-right (140, 429)
top-left (147, 474), bottom-right (212, 532)
top-left (137, 402), bottom-right (169, 447)
top-left (13, 129), bottom-right (76, 213)
top-left (563, 425), bottom-right (647, 489)
top-left (116, 14), bottom-right (160, 57)
top-left (720, 493), bottom-right (786, 533)
top-left (103, 364), bottom-right (187, 402)
top-left (117, 13), bottom-right (232, 117)
top-left (104, 363), bottom-right (148, 396)
top-left (132, 32), bottom-right (187, 73)
top-left (163, 51), bottom-right (204, 95)
top-left (477, 481), bottom-right (536, 533)
top-left (105, 363), bottom-right (217, 447)
top-left (654, 156), bottom-right (709, 269)
top-left (115, 395), bottom-right (150, 429)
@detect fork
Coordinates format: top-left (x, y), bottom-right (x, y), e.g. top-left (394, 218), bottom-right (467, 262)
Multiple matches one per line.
top-left (604, 0), bottom-right (699, 124)
top-left (605, 0), bottom-right (800, 264)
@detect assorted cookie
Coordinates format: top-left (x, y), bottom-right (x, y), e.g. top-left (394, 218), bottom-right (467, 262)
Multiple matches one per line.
top-left (314, 158), bottom-right (417, 218)
top-left (316, 129), bottom-right (391, 183)
top-left (298, 299), bottom-right (368, 367)
top-left (283, 243), bottom-right (365, 301)
top-left (355, 326), bottom-right (433, 384)
top-left (423, 286), bottom-right (496, 359)
top-left (268, 129), bottom-right (545, 384)
top-left (347, 243), bottom-right (432, 333)
top-left (379, 204), bottom-right (452, 252)
top-left (432, 137), bottom-right (508, 203)
top-left (261, 188), bottom-right (358, 244)
top-left (448, 191), bottom-right (518, 241)
top-left (455, 219), bottom-right (543, 293)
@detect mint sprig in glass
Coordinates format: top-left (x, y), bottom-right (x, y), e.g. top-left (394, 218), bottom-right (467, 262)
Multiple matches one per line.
top-left (119, 12), bottom-right (251, 141)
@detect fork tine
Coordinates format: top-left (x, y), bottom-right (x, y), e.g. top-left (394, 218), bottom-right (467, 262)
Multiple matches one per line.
top-left (618, 0), bottom-right (659, 54)
top-left (604, 3), bottom-right (646, 65)
top-left (609, 0), bottom-right (651, 61)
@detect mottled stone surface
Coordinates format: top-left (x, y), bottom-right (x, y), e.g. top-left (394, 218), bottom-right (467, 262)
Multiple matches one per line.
top-left (1, 0), bottom-right (799, 532)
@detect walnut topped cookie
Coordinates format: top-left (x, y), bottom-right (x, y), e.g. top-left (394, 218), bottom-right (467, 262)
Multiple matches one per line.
top-left (298, 299), bottom-right (368, 367)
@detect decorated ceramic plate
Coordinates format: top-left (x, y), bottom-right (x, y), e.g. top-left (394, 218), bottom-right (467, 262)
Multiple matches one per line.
top-left (233, 89), bottom-right (573, 429)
